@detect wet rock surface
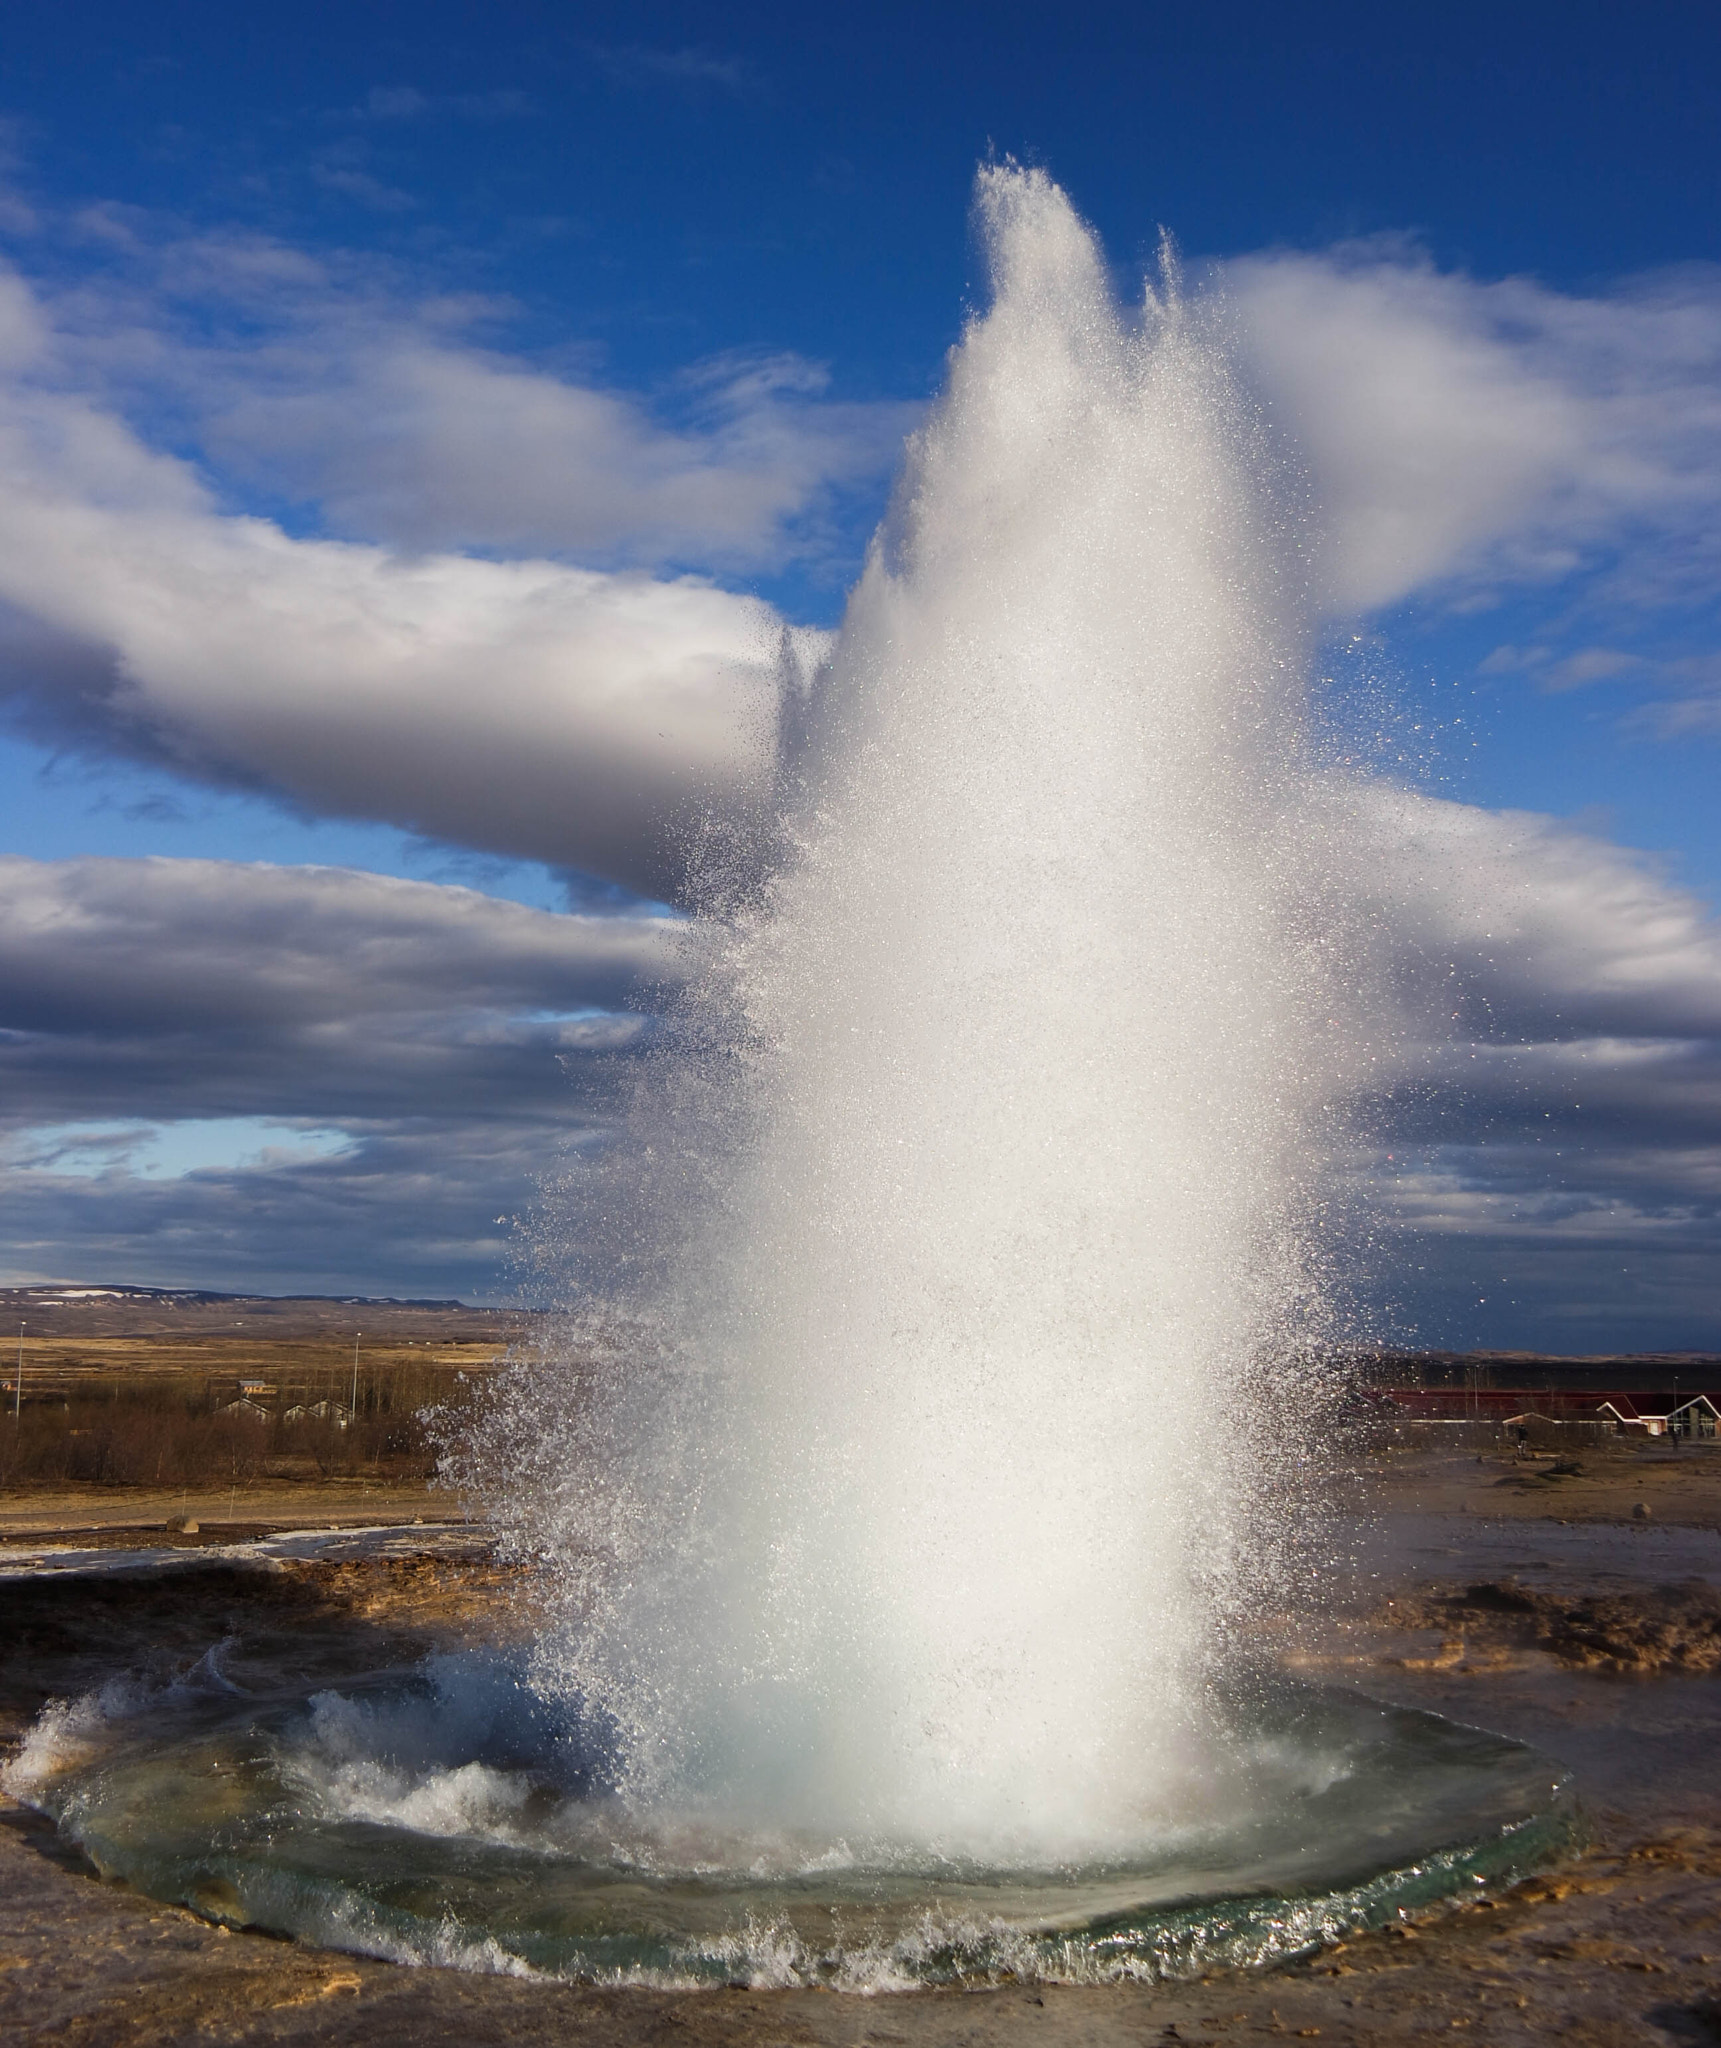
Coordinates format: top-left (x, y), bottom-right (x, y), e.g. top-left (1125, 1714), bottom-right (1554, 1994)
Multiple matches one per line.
top-left (0, 1545), bottom-right (526, 1744)
top-left (1390, 1576), bottom-right (1721, 1674)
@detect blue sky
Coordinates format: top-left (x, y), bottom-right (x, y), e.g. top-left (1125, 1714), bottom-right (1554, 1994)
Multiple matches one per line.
top-left (1, 2), bottom-right (1719, 1344)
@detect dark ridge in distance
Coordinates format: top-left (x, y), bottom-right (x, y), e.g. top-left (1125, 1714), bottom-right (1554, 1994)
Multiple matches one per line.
top-left (1349, 1349), bottom-right (1721, 1395)
top-left (0, 1285), bottom-right (536, 1343)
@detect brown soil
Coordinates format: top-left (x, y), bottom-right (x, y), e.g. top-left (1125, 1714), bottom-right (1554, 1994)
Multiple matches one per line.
top-left (1353, 1440), bottom-right (1721, 1530)
top-left (0, 1480), bottom-right (448, 1542)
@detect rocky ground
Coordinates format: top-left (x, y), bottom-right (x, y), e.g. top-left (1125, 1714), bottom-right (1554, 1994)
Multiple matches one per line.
top-left (2, 1445), bottom-right (1721, 2045)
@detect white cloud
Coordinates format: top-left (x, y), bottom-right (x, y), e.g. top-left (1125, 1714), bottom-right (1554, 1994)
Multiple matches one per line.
top-left (24, 230), bottom-right (914, 569)
top-left (0, 191), bottom-right (1718, 1320)
top-left (203, 343), bottom-right (908, 567)
top-left (309, 160), bottom-right (417, 214)
top-left (3, 809), bottom-right (1715, 1319)
top-left (0, 855), bottom-right (681, 1041)
top-left (0, 1120), bottom-right (544, 1297)
top-left (1350, 788), bottom-right (1721, 1043)
top-left (0, 361), bottom-right (823, 896)
top-left (1225, 246), bottom-right (1721, 616)
top-left (1627, 650), bottom-right (1721, 736)
top-left (0, 510), bottom-right (799, 900)
top-left (0, 250), bottom-right (905, 894)
top-left (6, 223), bottom-right (1718, 913)
top-left (587, 45), bottom-right (758, 96)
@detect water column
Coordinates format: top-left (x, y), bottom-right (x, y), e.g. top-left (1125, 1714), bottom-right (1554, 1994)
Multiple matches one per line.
top-left (521, 164), bottom-right (1343, 1859)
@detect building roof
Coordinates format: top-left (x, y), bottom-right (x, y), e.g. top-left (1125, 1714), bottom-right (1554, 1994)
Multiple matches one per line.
top-left (1379, 1387), bottom-right (1718, 1422)
top-left (1598, 1394), bottom-right (1721, 1425)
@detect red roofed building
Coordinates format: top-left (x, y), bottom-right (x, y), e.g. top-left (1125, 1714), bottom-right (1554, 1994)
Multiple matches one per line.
top-left (1597, 1395), bottom-right (1720, 1439)
top-left (1377, 1388), bottom-right (1720, 1438)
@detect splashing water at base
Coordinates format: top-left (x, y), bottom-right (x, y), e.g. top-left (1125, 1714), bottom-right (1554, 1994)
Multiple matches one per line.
top-left (4, 1653), bottom-right (1573, 1988)
top-left (9, 169), bottom-right (1572, 1983)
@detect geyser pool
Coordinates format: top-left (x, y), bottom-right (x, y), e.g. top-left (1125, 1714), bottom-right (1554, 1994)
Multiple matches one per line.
top-left (7, 1650), bottom-right (1569, 1988)
top-left (7, 166), bottom-right (1572, 1984)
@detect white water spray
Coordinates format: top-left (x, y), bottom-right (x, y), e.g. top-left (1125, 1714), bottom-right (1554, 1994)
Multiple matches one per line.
top-left (472, 167), bottom-right (1358, 1861)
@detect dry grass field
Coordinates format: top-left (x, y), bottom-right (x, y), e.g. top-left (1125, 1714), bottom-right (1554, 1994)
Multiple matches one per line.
top-left (0, 1292), bottom-right (520, 1532)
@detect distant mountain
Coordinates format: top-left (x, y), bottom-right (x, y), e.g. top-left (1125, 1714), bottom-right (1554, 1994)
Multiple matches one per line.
top-left (0, 1284), bottom-right (523, 1340)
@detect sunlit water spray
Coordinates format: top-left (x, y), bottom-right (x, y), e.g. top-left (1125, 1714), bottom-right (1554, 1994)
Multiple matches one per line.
top-left (491, 164), bottom-right (1349, 1852)
top-left (4, 168), bottom-right (1570, 1986)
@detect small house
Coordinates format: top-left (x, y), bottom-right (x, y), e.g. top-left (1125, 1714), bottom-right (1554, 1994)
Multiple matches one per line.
top-left (282, 1399), bottom-right (349, 1430)
top-left (1600, 1394), bottom-right (1720, 1439)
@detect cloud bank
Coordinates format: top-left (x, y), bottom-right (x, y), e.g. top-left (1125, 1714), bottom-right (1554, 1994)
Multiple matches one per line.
top-left (0, 854), bottom-right (677, 1045)
top-left (0, 857), bottom-right (685, 1296)
top-left (4, 798), bottom-right (1717, 1336)
top-left (0, 245), bottom-right (863, 899)
top-left (1335, 791), bottom-right (1721, 1345)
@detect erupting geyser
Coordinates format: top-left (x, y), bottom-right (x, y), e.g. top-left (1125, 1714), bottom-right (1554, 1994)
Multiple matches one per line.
top-left (496, 164), bottom-right (1348, 1851)
top-left (4, 168), bottom-right (1570, 1988)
